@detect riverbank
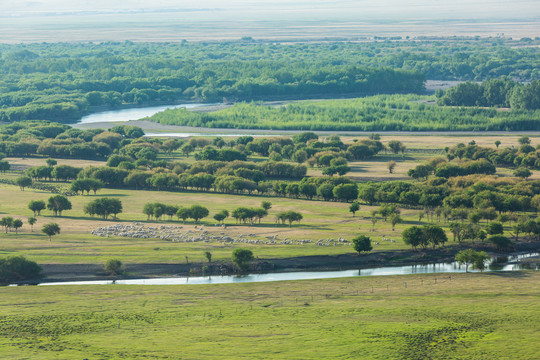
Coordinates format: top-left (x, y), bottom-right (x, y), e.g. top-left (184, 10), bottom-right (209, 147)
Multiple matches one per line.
top-left (35, 240), bottom-right (540, 284)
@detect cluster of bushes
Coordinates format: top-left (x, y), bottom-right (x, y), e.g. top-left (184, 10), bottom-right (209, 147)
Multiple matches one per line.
top-left (437, 79), bottom-right (540, 110)
top-left (446, 138), bottom-right (540, 171)
top-left (408, 159), bottom-right (496, 179)
top-left (0, 121), bottom-right (145, 160)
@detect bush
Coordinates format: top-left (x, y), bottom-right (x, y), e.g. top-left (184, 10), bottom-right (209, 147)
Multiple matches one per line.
top-left (488, 235), bottom-right (513, 250)
top-left (104, 259), bottom-right (124, 275)
top-left (232, 248), bottom-right (254, 272)
top-left (0, 256), bottom-right (42, 284)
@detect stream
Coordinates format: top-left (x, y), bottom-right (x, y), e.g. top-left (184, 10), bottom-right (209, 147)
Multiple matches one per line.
top-left (36, 252), bottom-right (538, 286)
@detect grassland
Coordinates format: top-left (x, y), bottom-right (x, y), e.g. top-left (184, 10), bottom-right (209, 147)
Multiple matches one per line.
top-left (0, 271), bottom-right (538, 359)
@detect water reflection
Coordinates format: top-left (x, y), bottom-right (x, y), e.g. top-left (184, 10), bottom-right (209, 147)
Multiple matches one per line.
top-left (37, 252), bottom-right (538, 287)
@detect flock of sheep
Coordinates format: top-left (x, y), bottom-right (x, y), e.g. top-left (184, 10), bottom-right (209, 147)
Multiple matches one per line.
top-left (90, 223), bottom-right (352, 247)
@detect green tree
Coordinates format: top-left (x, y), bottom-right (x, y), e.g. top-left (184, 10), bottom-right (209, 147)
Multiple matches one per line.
top-left (15, 176), bottom-right (32, 191)
top-left (204, 251), bottom-right (212, 263)
top-left (176, 207), bottom-right (192, 224)
top-left (333, 183), bottom-right (359, 203)
top-left (46, 158), bottom-right (57, 167)
top-left (104, 259), bottom-right (124, 275)
top-left (189, 205), bottom-right (209, 223)
top-left (28, 217), bottom-right (37, 232)
top-left (352, 235), bottom-right (372, 254)
top-left (46, 195), bottom-right (72, 217)
top-left (84, 198), bottom-right (123, 220)
top-left (0, 217), bottom-right (13, 233)
top-left (261, 201), bottom-right (272, 211)
top-left (486, 222), bottom-right (504, 235)
top-left (213, 210), bottom-right (229, 224)
top-left (390, 213), bottom-right (402, 231)
top-left (514, 167), bottom-right (532, 179)
top-left (387, 161), bottom-right (397, 174)
top-left (349, 201), bottom-right (360, 217)
top-left (402, 226), bottom-right (424, 250)
top-left (41, 223), bottom-right (60, 242)
top-left (232, 248), bottom-right (254, 272)
top-left (28, 200), bottom-right (46, 216)
top-left (12, 219), bottom-right (23, 234)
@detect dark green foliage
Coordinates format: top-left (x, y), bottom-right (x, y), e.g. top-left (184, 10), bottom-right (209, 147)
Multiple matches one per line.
top-left (231, 248), bottom-right (254, 272)
top-left (0, 256), bottom-right (41, 284)
top-left (15, 176), bottom-right (32, 190)
top-left (488, 235), bottom-right (513, 250)
top-left (455, 249), bottom-right (490, 272)
top-left (28, 200), bottom-right (46, 216)
top-left (352, 235), bottom-right (372, 254)
top-left (46, 195), bottom-right (72, 217)
top-left (104, 259), bottom-right (124, 276)
top-left (84, 198), bottom-right (123, 220)
top-left (41, 223), bottom-right (60, 241)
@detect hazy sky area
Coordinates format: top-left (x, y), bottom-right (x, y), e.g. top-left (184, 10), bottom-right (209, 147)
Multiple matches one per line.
top-left (0, 0), bottom-right (539, 42)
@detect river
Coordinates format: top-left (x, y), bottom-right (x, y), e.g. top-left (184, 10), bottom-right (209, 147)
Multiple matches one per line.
top-left (78, 103), bottom-right (214, 124)
top-left (35, 252), bottom-right (538, 286)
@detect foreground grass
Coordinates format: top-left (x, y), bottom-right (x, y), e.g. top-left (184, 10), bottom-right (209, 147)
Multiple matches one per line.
top-left (0, 272), bottom-right (538, 359)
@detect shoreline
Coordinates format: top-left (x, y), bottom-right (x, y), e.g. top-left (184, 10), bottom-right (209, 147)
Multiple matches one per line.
top-left (29, 240), bottom-right (540, 284)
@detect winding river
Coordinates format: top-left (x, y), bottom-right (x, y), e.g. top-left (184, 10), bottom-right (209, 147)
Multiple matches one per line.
top-left (78, 103), bottom-right (213, 124)
top-left (36, 252), bottom-right (538, 286)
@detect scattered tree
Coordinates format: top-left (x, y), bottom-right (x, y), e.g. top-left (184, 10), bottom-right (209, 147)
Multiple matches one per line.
top-left (12, 219), bottom-right (23, 234)
top-left (455, 249), bottom-right (490, 273)
top-left (28, 217), bottom-right (37, 232)
top-left (15, 176), bottom-right (32, 191)
top-left (104, 259), bottom-right (124, 275)
top-left (41, 223), bottom-right (60, 242)
top-left (349, 201), bottom-right (360, 217)
top-left (46, 195), bottom-right (72, 217)
top-left (232, 248), bottom-right (254, 272)
top-left (387, 161), bottom-right (397, 174)
top-left (352, 235), bottom-right (372, 254)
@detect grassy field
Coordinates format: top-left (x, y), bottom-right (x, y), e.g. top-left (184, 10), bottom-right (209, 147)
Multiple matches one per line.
top-left (0, 132), bottom-right (537, 265)
top-left (0, 271), bottom-right (538, 359)
top-left (0, 182), bottom-right (421, 264)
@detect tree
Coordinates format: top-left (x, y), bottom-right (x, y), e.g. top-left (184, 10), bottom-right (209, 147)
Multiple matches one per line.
top-left (349, 201), bottom-right (360, 217)
top-left (189, 205), bottom-right (209, 223)
top-left (518, 136), bottom-right (530, 145)
top-left (370, 210), bottom-right (379, 232)
top-left (333, 183), bottom-right (359, 203)
top-left (277, 211), bottom-right (303, 227)
top-left (15, 176), bottom-right (32, 191)
top-left (204, 251), bottom-right (212, 263)
top-left (455, 249), bottom-right (490, 273)
top-left (84, 198), bottom-right (123, 220)
top-left (0, 160), bottom-right (10, 173)
top-left (402, 226), bottom-right (424, 250)
top-left (0, 217), bottom-right (13, 233)
top-left (46, 195), bottom-right (72, 216)
top-left (213, 210), bottom-right (229, 224)
top-left (46, 158), bottom-right (57, 167)
top-left (261, 201), bottom-right (272, 211)
top-left (41, 223), bottom-right (60, 242)
top-left (422, 224), bottom-right (448, 248)
top-left (388, 140), bottom-right (403, 154)
top-left (390, 213), bottom-right (402, 231)
top-left (387, 161), bottom-right (397, 174)
top-left (494, 140), bottom-right (501, 149)
top-left (352, 235), bottom-right (372, 254)
top-left (176, 207), bottom-right (192, 224)
top-left (104, 259), bottom-right (124, 275)
top-left (28, 217), bottom-right (37, 232)
top-left (28, 200), bottom-right (46, 216)
top-left (486, 222), bottom-right (504, 235)
top-left (232, 248), bottom-right (254, 272)
top-left (514, 167), bottom-right (532, 179)
top-left (12, 219), bottom-right (23, 234)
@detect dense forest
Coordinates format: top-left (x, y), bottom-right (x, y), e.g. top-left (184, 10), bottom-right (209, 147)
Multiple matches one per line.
top-left (149, 94), bottom-right (540, 131)
top-left (437, 79), bottom-right (540, 109)
top-left (0, 38), bottom-right (538, 123)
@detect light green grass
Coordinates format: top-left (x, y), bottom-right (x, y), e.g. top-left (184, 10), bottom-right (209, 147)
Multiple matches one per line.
top-left (0, 272), bottom-right (538, 359)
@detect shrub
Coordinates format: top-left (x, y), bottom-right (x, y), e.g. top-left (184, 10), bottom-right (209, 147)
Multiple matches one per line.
top-left (0, 256), bottom-right (42, 284)
top-left (352, 235), bottom-right (372, 254)
top-left (232, 248), bottom-right (254, 272)
top-left (104, 259), bottom-right (124, 275)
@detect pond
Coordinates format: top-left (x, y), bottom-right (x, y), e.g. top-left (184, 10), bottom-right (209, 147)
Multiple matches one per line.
top-left (36, 252), bottom-right (538, 286)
